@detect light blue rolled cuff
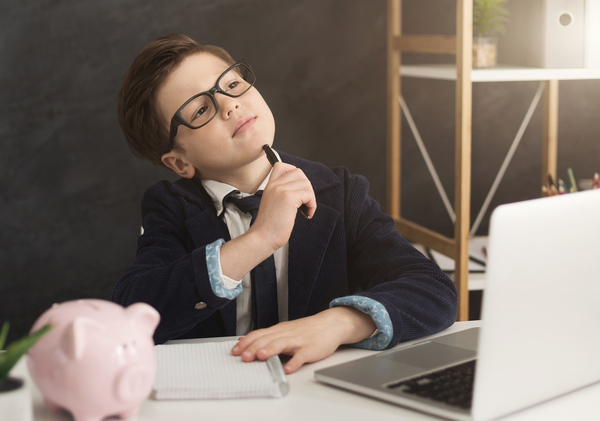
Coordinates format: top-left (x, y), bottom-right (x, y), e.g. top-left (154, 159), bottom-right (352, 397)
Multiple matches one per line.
top-left (329, 296), bottom-right (393, 350)
top-left (205, 239), bottom-right (242, 300)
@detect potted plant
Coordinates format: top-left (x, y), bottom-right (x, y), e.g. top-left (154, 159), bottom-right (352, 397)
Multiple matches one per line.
top-left (473, 0), bottom-right (509, 68)
top-left (0, 322), bottom-right (51, 421)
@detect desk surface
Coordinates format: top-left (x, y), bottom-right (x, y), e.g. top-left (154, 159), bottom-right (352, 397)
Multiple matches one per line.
top-left (14, 321), bottom-right (600, 421)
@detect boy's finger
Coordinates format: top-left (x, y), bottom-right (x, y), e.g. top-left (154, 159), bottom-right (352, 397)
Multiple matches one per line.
top-left (283, 348), bottom-right (310, 374)
top-left (303, 192), bottom-right (317, 219)
top-left (231, 330), bottom-right (268, 355)
top-left (232, 327), bottom-right (286, 359)
top-left (254, 337), bottom-right (293, 361)
top-left (261, 175), bottom-right (316, 219)
top-left (269, 162), bottom-right (298, 180)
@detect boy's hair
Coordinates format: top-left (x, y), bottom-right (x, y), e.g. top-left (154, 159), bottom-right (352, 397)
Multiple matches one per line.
top-left (118, 34), bottom-right (236, 167)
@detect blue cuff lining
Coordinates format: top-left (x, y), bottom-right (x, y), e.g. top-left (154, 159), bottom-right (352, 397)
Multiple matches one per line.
top-left (206, 239), bottom-right (242, 300)
top-left (330, 296), bottom-right (393, 350)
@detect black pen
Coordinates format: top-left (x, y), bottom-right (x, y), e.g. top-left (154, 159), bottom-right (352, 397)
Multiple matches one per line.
top-left (263, 144), bottom-right (310, 218)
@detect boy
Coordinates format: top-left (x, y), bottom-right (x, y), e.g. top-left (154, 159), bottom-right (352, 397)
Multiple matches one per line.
top-left (113, 34), bottom-right (457, 374)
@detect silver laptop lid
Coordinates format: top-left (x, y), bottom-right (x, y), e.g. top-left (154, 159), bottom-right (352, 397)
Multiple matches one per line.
top-left (473, 190), bottom-right (600, 420)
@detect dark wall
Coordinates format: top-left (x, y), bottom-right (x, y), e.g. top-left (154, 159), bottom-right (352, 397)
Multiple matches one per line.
top-left (1, 0), bottom-right (599, 341)
top-left (0, 0), bottom-right (388, 341)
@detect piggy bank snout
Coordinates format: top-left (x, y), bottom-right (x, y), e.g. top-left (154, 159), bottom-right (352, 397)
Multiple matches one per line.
top-left (115, 365), bottom-right (155, 403)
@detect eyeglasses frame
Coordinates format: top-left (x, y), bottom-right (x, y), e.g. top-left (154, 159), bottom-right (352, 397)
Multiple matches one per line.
top-left (165, 59), bottom-right (256, 153)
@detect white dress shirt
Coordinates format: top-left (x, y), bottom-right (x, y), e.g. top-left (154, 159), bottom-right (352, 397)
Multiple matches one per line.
top-left (201, 171), bottom-right (289, 336)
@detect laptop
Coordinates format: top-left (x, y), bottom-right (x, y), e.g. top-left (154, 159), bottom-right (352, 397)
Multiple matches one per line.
top-left (315, 190), bottom-right (600, 420)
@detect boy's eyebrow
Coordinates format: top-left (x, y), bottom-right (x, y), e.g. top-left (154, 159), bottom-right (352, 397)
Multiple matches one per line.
top-left (205, 68), bottom-right (230, 91)
top-left (167, 56), bottom-right (237, 118)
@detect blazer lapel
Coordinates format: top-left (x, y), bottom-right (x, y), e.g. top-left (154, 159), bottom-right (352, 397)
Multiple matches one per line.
top-left (288, 203), bottom-right (340, 320)
top-left (278, 151), bottom-right (342, 320)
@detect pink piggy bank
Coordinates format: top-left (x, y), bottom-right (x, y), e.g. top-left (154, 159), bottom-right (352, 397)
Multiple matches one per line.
top-left (27, 299), bottom-right (160, 421)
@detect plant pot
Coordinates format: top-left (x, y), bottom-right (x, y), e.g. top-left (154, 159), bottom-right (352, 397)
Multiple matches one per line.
top-left (0, 377), bottom-right (33, 421)
top-left (473, 37), bottom-right (498, 68)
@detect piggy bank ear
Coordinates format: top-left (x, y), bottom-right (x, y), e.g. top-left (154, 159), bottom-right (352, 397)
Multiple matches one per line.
top-left (125, 303), bottom-right (160, 336)
top-left (62, 317), bottom-right (105, 360)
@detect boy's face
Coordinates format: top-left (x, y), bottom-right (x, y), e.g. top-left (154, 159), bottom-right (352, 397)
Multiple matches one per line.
top-left (157, 53), bottom-right (275, 180)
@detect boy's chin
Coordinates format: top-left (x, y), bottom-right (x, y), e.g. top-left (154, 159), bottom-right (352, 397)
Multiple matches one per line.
top-left (251, 137), bottom-right (274, 153)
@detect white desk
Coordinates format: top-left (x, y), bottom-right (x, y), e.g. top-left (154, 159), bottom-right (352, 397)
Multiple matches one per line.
top-left (14, 321), bottom-right (600, 421)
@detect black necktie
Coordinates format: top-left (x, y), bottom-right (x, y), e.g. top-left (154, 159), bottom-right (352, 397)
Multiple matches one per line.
top-left (225, 191), bottom-right (279, 329)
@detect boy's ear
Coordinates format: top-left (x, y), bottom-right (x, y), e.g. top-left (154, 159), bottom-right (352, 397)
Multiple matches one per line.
top-left (161, 152), bottom-right (196, 179)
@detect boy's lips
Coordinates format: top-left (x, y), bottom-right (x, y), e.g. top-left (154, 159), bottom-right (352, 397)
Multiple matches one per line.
top-left (233, 116), bottom-right (256, 137)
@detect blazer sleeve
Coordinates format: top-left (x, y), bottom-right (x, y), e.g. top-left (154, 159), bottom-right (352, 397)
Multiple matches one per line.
top-left (111, 182), bottom-right (231, 344)
top-left (337, 167), bottom-right (458, 348)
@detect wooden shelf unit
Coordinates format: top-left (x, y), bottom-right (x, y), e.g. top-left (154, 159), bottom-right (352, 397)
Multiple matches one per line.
top-left (386, 0), bottom-right (584, 320)
top-left (387, 0), bottom-right (474, 321)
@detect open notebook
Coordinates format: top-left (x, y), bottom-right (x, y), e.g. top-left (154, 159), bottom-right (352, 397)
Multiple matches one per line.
top-left (153, 340), bottom-right (289, 400)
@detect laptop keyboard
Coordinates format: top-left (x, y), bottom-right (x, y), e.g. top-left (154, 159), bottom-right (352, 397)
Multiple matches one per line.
top-left (388, 360), bottom-right (476, 409)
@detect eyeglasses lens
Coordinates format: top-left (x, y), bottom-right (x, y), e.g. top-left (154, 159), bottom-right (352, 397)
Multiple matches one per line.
top-left (180, 63), bottom-right (255, 129)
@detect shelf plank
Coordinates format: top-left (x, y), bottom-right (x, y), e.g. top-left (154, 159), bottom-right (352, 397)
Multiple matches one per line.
top-left (401, 64), bottom-right (600, 82)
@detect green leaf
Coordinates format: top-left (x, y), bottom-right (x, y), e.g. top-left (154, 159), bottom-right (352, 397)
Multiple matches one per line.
top-left (0, 322), bottom-right (8, 351)
top-left (473, 0), bottom-right (509, 37)
top-left (0, 324), bottom-right (52, 382)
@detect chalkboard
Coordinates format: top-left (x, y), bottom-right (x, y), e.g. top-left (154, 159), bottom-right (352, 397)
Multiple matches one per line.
top-left (0, 0), bottom-right (388, 341)
top-left (2, 0), bottom-right (599, 342)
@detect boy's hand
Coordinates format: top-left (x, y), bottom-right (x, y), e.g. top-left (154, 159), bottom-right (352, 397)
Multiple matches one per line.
top-left (217, 162), bottom-right (316, 282)
top-left (250, 162), bottom-right (317, 253)
top-left (230, 306), bottom-right (377, 374)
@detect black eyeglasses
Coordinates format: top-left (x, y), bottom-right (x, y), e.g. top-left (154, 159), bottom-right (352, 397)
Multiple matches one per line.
top-left (165, 60), bottom-right (256, 153)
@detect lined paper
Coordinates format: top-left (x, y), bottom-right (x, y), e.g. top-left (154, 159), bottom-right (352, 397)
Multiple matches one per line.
top-left (153, 341), bottom-right (288, 400)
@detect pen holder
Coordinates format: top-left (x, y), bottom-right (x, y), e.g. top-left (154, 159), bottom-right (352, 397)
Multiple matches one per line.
top-left (542, 170), bottom-right (599, 197)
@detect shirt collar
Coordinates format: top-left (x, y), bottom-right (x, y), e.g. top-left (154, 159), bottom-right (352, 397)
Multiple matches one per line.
top-left (201, 168), bottom-right (272, 217)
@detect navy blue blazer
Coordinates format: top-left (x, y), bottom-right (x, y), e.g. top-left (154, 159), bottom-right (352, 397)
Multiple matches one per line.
top-left (112, 152), bottom-right (458, 346)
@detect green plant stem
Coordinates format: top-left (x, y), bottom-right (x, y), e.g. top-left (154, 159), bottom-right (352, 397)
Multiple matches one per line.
top-left (0, 324), bottom-right (52, 382)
